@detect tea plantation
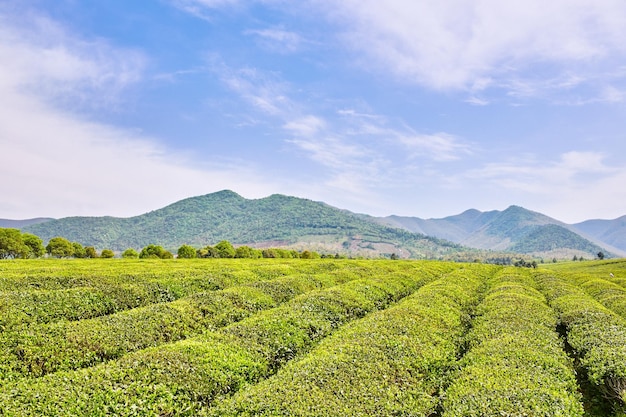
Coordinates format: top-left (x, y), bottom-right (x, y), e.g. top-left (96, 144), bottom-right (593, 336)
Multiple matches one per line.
top-left (0, 258), bottom-right (625, 416)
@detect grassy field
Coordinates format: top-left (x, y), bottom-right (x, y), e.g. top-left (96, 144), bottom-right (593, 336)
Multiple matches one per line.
top-left (0, 258), bottom-right (625, 416)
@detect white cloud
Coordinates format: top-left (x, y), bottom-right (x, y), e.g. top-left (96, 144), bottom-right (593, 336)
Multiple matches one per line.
top-left (0, 12), bottom-right (145, 110)
top-left (214, 64), bottom-right (294, 116)
top-left (317, 0), bottom-right (626, 100)
top-left (245, 28), bottom-right (305, 53)
top-left (467, 151), bottom-right (626, 222)
top-left (0, 8), bottom-right (279, 219)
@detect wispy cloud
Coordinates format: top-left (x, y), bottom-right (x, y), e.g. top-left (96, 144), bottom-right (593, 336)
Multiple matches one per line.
top-left (0, 11), bottom-right (146, 110)
top-left (466, 151), bottom-right (626, 221)
top-left (0, 7), bottom-right (278, 219)
top-left (245, 27), bottom-right (306, 53)
top-left (316, 0), bottom-right (626, 102)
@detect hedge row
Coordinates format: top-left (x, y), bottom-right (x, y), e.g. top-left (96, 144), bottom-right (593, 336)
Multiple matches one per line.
top-left (536, 271), bottom-right (626, 405)
top-left (0, 261), bottom-right (456, 416)
top-left (566, 273), bottom-right (626, 319)
top-left (205, 265), bottom-right (495, 416)
top-left (0, 272), bottom-right (357, 380)
top-left (0, 259), bottom-right (361, 329)
top-left (442, 269), bottom-right (584, 416)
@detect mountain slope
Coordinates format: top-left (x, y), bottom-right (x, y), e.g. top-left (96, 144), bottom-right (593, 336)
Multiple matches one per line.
top-left (22, 190), bottom-right (462, 258)
top-left (0, 218), bottom-right (54, 229)
top-left (572, 215), bottom-right (626, 253)
top-left (378, 205), bottom-right (621, 257)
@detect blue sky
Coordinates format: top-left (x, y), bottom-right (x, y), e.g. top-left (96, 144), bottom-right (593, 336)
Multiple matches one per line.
top-left (1, 0), bottom-right (626, 223)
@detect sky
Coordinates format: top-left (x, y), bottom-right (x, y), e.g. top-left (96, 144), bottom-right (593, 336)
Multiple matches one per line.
top-left (1, 0), bottom-right (626, 223)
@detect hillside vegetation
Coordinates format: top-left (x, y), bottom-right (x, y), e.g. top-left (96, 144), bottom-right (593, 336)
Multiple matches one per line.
top-left (23, 191), bottom-right (462, 259)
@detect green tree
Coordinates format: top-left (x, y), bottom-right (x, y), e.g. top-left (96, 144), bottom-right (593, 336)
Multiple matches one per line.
top-left (197, 245), bottom-right (220, 258)
top-left (177, 244), bottom-right (197, 259)
top-left (72, 242), bottom-right (87, 258)
top-left (262, 248), bottom-right (277, 258)
top-left (46, 237), bottom-right (74, 258)
top-left (121, 248), bottom-right (139, 259)
top-left (0, 228), bottom-right (28, 259)
top-left (100, 249), bottom-right (115, 258)
top-left (597, 251), bottom-right (605, 260)
top-left (85, 246), bottom-right (98, 258)
top-left (215, 240), bottom-right (235, 258)
top-left (234, 245), bottom-right (261, 258)
top-left (22, 233), bottom-right (44, 258)
top-left (139, 244), bottom-right (168, 259)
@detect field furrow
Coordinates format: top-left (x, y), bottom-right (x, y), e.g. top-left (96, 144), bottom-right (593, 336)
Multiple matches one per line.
top-left (0, 273), bottom-right (355, 380)
top-left (0, 261), bottom-right (456, 416)
top-left (535, 271), bottom-right (626, 410)
top-left (441, 269), bottom-right (584, 416)
top-left (204, 264), bottom-right (495, 416)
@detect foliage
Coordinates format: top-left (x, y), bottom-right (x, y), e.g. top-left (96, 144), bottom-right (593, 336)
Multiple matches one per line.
top-left (21, 190), bottom-right (463, 258)
top-left (2, 259), bottom-right (626, 414)
top-left (442, 269), bottom-right (583, 416)
top-left (139, 244), bottom-right (172, 259)
top-left (215, 240), bottom-right (235, 258)
top-left (535, 271), bottom-right (626, 408)
top-left (100, 249), bottom-right (115, 258)
top-left (121, 248), bottom-right (138, 258)
top-left (84, 246), bottom-right (98, 258)
top-left (510, 224), bottom-right (608, 255)
top-left (21, 233), bottom-right (44, 258)
top-left (0, 260), bottom-right (459, 415)
top-left (209, 265), bottom-right (493, 416)
top-left (45, 236), bottom-right (74, 258)
top-left (0, 228), bottom-right (30, 259)
top-left (177, 244), bottom-right (197, 259)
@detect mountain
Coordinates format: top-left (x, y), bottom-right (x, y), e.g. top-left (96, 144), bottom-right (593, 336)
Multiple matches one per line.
top-left (0, 218), bottom-right (54, 229)
top-left (376, 205), bottom-right (622, 258)
top-left (21, 190), bottom-right (463, 259)
top-left (572, 216), bottom-right (626, 253)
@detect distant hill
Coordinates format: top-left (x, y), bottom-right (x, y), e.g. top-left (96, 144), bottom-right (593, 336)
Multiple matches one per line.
top-left (376, 205), bottom-right (621, 258)
top-left (572, 216), bottom-right (626, 253)
top-left (21, 190), bottom-right (463, 259)
top-left (7, 191), bottom-right (623, 259)
top-left (0, 218), bottom-right (54, 229)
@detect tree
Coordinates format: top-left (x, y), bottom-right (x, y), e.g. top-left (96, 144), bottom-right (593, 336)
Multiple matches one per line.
top-left (100, 249), bottom-right (115, 258)
top-left (22, 233), bottom-right (44, 258)
top-left (46, 237), bottom-right (74, 258)
top-left (139, 244), bottom-right (169, 259)
top-left (72, 242), bottom-right (87, 258)
top-left (197, 246), bottom-right (220, 258)
top-left (235, 245), bottom-right (261, 259)
top-left (177, 244), bottom-right (197, 259)
top-left (597, 251), bottom-right (605, 260)
top-left (0, 228), bottom-right (28, 259)
top-left (122, 248), bottom-right (139, 259)
top-left (85, 246), bottom-right (98, 258)
top-left (215, 240), bottom-right (235, 258)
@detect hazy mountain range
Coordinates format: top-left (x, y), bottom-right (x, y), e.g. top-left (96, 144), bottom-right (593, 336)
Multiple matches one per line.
top-left (1, 190), bottom-right (624, 259)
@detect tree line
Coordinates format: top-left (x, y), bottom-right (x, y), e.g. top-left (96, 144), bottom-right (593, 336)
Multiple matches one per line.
top-left (0, 228), bottom-right (326, 260)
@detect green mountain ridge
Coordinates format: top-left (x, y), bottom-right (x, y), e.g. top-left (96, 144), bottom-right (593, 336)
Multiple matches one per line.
top-left (4, 190), bottom-right (622, 259)
top-left (378, 205), bottom-right (622, 258)
top-left (20, 191), bottom-right (463, 259)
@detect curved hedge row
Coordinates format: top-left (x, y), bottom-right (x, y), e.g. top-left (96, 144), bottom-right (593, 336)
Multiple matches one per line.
top-left (442, 269), bottom-right (583, 416)
top-left (567, 273), bottom-right (626, 319)
top-left (0, 261), bottom-right (456, 416)
top-left (0, 273), bottom-right (355, 380)
top-left (205, 265), bottom-right (495, 416)
top-left (535, 271), bottom-right (626, 405)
